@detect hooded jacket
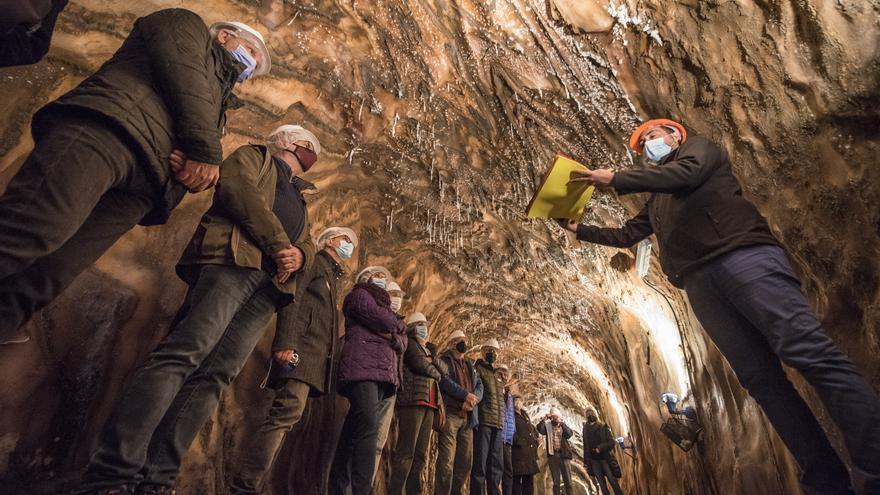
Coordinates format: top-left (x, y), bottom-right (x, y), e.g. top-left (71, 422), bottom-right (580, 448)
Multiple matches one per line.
top-left (32, 8), bottom-right (243, 225)
top-left (577, 135), bottom-right (779, 288)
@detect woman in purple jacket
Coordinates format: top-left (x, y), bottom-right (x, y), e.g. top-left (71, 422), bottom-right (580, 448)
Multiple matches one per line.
top-left (329, 266), bottom-right (407, 495)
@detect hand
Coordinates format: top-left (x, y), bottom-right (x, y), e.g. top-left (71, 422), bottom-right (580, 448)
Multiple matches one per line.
top-left (274, 349), bottom-right (296, 365)
top-left (273, 245), bottom-right (304, 273)
top-left (171, 151), bottom-right (220, 192)
top-left (568, 168), bottom-right (615, 188)
top-left (465, 393), bottom-right (478, 407)
top-left (554, 219), bottom-right (578, 233)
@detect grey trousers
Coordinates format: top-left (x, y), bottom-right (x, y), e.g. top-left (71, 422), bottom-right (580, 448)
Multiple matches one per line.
top-left (548, 456), bottom-right (571, 495)
top-left (372, 393), bottom-right (397, 482)
top-left (435, 413), bottom-right (473, 495)
top-left (230, 379), bottom-right (311, 494)
top-left (389, 406), bottom-right (435, 495)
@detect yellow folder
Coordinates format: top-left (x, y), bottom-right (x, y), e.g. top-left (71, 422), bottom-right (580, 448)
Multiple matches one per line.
top-left (526, 155), bottom-right (595, 220)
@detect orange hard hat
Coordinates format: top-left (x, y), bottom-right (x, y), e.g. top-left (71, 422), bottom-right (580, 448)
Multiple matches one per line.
top-left (629, 119), bottom-right (687, 154)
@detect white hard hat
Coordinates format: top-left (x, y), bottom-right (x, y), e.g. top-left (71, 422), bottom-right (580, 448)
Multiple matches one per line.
top-left (356, 266), bottom-right (392, 284)
top-left (549, 406), bottom-right (561, 417)
top-left (209, 21), bottom-right (271, 77)
top-left (406, 312), bottom-right (428, 326)
top-left (447, 330), bottom-right (467, 344)
top-left (316, 227), bottom-right (357, 248)
top-left (386, 281), bottom-right (405, 295)
top-left (267, 124), bottom-right (322, 156)
top-left (481, 338), bottom-right (501, 350)
top-left (495, 364), bottom-right (509, 372)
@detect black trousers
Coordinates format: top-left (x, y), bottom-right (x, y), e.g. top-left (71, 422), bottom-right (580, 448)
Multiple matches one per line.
top-left (588, 459), bottom-right (622, 495)
top-left (547, 456), bottom-right (571, 495)
top-left (471, 425), bottom-right (503, 495)
top-left (512, 474), bottom-right (534, 495)
top-left (0, 116), bottom-right (155, 341)
top-left (330, 381), bottom-right (394, 495)
top-left (502, 443), bottom-right (513, 495)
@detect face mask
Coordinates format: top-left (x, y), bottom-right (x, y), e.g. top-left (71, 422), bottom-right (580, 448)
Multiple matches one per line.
top-left (335, 240), bottom-right (354, 260)
top-left (229, 45), bottom-right (257, 82)
top-left (455, 341), bottom-right (467, 353)
top-left (390, 296), bottom-right (402, 312)
top-left (415, 324), bottom-right (428, 341)
top-left (587, 415), bottom-right (598, 423)
top-left (484, 351), bottom-right (496, 364)
top-left (644, 137), bottom-right (672, 162)
top-left (293, 146), bottom-right (318, 171)
top-left (371, 278), bottom-right (387, 290)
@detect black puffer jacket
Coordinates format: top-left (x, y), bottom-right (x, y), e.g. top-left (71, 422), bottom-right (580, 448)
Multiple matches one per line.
top-left (511, 410), bottom-right (540, 476)
top-left (32, 8), bottom-right (243, 225)
top-left (577, 135), bottom-right (779, 288)
top-left (397, 334), bottom-right (443, 407)
top-left (475, 360), bottom-right (505, 429)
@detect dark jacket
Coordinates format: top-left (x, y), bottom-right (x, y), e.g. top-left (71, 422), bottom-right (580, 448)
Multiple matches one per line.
top-left (511, 410), bottom-right (540, 476)
top-left (577, 135), bottom-right (779, 288)
top-left (397, 334), bottom-right (443, 407)
top-left (583, 421), bottom-right (616, 461)
top-left (537, 419), bottom-right (574, 459)
top-left (0, 0), bottom-right (68, 67)
top-left (32, 8), bottom-right (243, 225)
top-left (265, 250), bottom-right (343, 395)
top-left (439, 351), bottom-right (484, 428)
top-left (475, 359), bottom-right (505, 429)
top-left (337, 283), bottom-right (407, 389)
top-left (178, 144), bottom-right (315, 296)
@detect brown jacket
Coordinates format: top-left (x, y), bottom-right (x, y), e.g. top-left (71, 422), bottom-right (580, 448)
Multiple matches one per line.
top-left (178, 144), bottom-right (315, 295)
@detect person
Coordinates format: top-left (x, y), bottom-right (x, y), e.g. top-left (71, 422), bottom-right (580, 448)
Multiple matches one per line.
top-left (388, 312), bottom-right (444, 495)
top-left (75, 124), bottom-right (321, 495)
top-left (537, 407), bottom-right (573, 495)
top-left (371, 279), bottom-right (407, 483)
top-left (329, 266), bottom-right (407, 495)
top-left (0, 0), bottom-right (69, 67)
top-left (471, 339), bottom-right (505, 495)
top-left (510, 398), bottom-right (539, 495)
top-left (582, 406), bottom-right (623, 495)
top-left (0, 10), bottom-right (271, 345)
top-left (229, 226), bottom-right (358, 494)
top-left (558, 118), bottom-right (880, 494)
top-left (435, 330), bottom-right (484, 495)
top-left (496, 365), bottom-right (516, 495)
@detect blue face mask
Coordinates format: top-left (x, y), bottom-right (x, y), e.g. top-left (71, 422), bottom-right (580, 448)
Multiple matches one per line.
top-left (230, 45), bottom-right (257, 82)
top-left (335, 240), bottom-right (354, 260)
top-left (644, 137), bottom-right (672, 162)
top-left (371, 277), bottom-right (387, 290)
top-left (415, 324), bottom-right (428, 341)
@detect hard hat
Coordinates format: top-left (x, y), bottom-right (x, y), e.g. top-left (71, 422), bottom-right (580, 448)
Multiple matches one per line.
top-left (481, 338), bottom-right (501, 350)
top-left (406, 312), bottom-right (428, 326)
top-left (209, 21), bottom-right (271, 77)
top-left (386, 281), bottom-right (405, 295)
top-left (447, 330), bottom-right (467, 344)
top-left (628, 118), bottom-right (687, 154)
top-left (315, 227), bottom-right (357, 248)
top-left (356, 266), bottom-right (392, 284)
top-left (268, 124), bottom-right (322, 155)
top-left (549, 407), bottom-right (561, 417)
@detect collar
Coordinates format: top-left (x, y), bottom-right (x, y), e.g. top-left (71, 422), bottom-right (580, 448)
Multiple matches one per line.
top-left (212, 42), bottom-right (244, 109)
top-left (318, 250), bottom-right (345, 279)
top-left (270, 156), bottom-right (317, 192)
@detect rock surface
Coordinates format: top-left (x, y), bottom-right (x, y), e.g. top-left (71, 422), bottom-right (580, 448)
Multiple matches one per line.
top-left (0, 0), bottom-right (877, 494)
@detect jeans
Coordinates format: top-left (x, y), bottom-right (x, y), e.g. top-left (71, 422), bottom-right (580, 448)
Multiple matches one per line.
top-left (79, 265), bottom-right (282, 490)
top-left (372, 392), bottom-right (397, 482)
top-left (230, 379), bottom-right (311, 494)
top-left (502, 443), bottom-right (513, 495)
top-left (471, 425), bottom-right (503, 495)
top-left (0, 116), bottom-right (154, 340)
top-left (547, 456), bottom-right (571, 495)
top-left (330, 381), bottom-right (394, 495)
top-left (434, 413), bottom-right (473, 495)
top-left (389, 406), bottom-right (435, 495)
top-left (512, 474), bottom-right (534, 495)
top-left (588, 459), bottom-right (622, 495)
top-left (685, 245), bottom-right (880, 494)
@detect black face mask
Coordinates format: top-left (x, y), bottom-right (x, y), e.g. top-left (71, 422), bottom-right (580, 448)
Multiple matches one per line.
top-left (293, 145), bottom-right (318, 171)
top-left (587, 415), bottom-right (598, 423)
top-left (455, 341), bottom-right (467, 353)
top-left (484, 351), bottom-right (496, 364)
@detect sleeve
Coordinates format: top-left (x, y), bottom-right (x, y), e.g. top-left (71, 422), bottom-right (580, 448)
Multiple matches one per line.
top-left (135, 8), bottom-right (223, 163)
top-left (575, 204), bottom-right (653, 248)
top-left (271, 265), bottom-right (321, 351)
top-left (598, 425), bottom-right (616, 452)
top-left (404, 341), bottom-right (443, 381)
top-left (215, 146), bottom-right (290, 255)
top-left (582, 424), bottom-right (590, 464)
top-left (343, 289), bottom-right (404, 336)
top-left (472, 367), bottom-right (484, 403)
top-left (562, 423), bottom-right (574, 439)
top-left (537, 420), bottom-right (547, 436)
top-left (439, 373), bottom-right (469, 401)
top-left (612, 139), bottom-right (721, 196)
top-left (291, 212), bottom-right (315, 276)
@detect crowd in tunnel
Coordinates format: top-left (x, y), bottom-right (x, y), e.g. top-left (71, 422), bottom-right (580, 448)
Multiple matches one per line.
top-left (1, 1), bottom-right (880, 495)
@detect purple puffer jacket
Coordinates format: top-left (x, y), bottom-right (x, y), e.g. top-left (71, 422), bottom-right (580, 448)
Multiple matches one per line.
top-left (337, 283), bottom-right (407, 388)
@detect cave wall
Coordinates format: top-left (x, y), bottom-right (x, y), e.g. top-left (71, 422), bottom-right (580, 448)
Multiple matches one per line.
top-left (1, 0), bottom-right (877, 494)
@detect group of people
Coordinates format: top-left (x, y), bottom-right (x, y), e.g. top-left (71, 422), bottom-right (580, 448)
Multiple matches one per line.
top-left (2, 5), bottom-right (880, 495)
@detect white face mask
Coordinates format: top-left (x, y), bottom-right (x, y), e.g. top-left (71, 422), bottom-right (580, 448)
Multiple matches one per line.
top-left (371, 278), bottom-right (387, 290)
top-left (335, 240), bottom-right (354, 260)
top-left (390, 296), bottom-right (402, 312)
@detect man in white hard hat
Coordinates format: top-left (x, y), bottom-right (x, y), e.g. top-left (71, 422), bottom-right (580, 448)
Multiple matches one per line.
top-left (435, 330), bottom-right (484, 495)
top-left (77, 123), bottom-right (323, 494)
top-left (472, 338), bottom-right (505, 495)
top-left (230, 226), bottom-right (357, 494)
top-left (538, 406), bottom-right (574, 495)
top-left (0, 8), bottom-right (272, 345)
top-left (389, 312), bottom-right (445, 495)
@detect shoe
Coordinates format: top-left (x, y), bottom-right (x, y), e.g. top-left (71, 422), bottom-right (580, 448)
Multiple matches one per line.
top-left (134, 484), bottom-right (176, 495)
top-left (71, 486), bottom-right (134, 495)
